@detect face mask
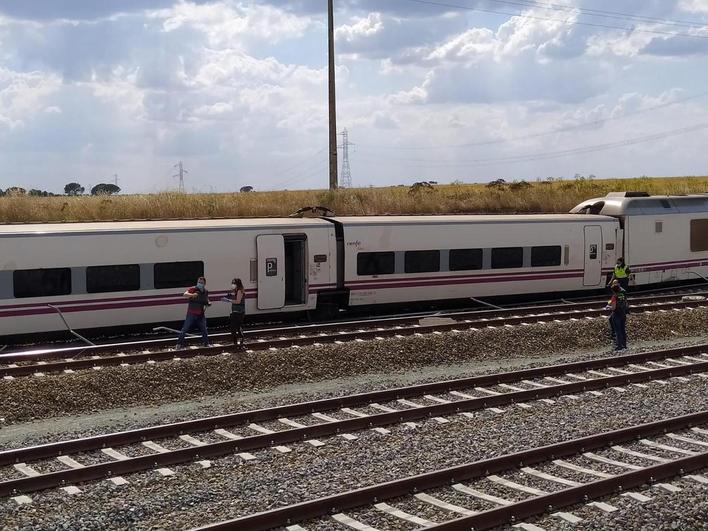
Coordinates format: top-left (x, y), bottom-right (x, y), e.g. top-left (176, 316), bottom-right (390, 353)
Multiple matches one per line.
top-left (197, 282), bottom-right (205, 290)
top-left (231, 284), bottom-right (237, 289)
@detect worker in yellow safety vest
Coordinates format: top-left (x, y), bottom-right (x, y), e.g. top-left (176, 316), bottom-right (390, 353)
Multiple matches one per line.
top-left (609, 257), bottom-right (631, 291)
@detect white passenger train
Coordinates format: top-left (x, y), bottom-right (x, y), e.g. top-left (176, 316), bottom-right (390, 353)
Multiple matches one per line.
top-left (1, 192), bottom-right (706, 340)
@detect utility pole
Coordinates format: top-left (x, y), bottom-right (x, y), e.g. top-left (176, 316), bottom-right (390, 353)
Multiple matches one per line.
top-left (328, 0), bottom-right (338, 190)
top-left (173, 161), bottom-right (187, 193)
top-left (112, 174), bottom-right (119, 187)
top-left (339, 128), bottom-right (353, 188)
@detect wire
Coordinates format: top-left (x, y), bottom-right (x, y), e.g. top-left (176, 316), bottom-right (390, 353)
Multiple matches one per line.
top-left (268, 153), bottom-right (329, 190)
top-left (359, 90), bottom-right (708, 151)
top-left (269, 146), bottom-right (327, 179)
top-left (395, 0), bottom-right (708, 40)
top-left (480, 0), bottom-right (708, 30)
top-left (356, 122), bottom-right (708, 167)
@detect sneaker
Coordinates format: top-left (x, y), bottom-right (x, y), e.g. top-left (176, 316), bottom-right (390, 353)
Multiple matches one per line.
top-left (175, 345), bottom-right (186, 351)
top-left (203, 343), bottom-right (214, 348)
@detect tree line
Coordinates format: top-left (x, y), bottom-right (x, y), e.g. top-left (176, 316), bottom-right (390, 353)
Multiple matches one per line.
top-left (0, 182), bottom-right (121, 197)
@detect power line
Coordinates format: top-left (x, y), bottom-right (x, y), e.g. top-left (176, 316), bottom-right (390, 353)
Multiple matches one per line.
top-left (271, 147), bottom-right (328, 179)
top-left (360, 90), bottom-right (708, 151)
top-left (395, 0), bottom-right (708, 40)
top-left (269, 151), bottom-right (329, 190)
top-left (479, 0), bottom-right (708, 29)
top-left (357, 121), bottom-right (708, 167)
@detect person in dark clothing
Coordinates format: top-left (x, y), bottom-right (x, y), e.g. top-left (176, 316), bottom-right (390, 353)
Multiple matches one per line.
top-left (222, 278), bottom-right (246, 347)
top-left (605, 282), bottom-right (628, 351)
top-left (176, 276), bottom-right (211, 349)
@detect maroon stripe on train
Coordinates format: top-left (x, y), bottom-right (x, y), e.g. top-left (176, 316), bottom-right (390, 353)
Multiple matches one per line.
top-left (344, 269), bottom-right (585, 285)
top-left (0, 284), bottom-right (336, 310)
top-left (0, 288), bottom-right (335, 319)
top-left (346, 271), bottom-right (585, 291)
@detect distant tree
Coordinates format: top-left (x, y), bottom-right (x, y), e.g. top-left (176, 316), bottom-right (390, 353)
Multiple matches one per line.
top-left (0, 188), bottom-right (4, 197)
top-left (28, 189), bottom-right (44, 196)
top-left (486, 179), bottom-right (507, 189)
top-left (64, 182), bottom-right (85, 196)
top-left (240, 185), bottom-right (254, 193)
top-left (5, 187), bottom-right (26, 196)
top-left (91, 183), bottom-right (121, 195)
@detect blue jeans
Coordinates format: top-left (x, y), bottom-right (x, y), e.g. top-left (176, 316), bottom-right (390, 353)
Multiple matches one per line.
top-left (610, 313), bottom-right (626, 350)
top-left (177, 313), bottom-right (209, 347)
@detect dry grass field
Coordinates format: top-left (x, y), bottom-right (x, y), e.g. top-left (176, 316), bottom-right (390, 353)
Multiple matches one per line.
top-left (0, 176), bottom-right (705, 223)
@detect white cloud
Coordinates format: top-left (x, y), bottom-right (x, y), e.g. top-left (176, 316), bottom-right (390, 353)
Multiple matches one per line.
top-left (1, 0), bottom-right (708, 193)
top-left (679, 0), bottom-right (708, 14)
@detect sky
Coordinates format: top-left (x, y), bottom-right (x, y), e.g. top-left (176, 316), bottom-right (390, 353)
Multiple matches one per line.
top-left (1, 0), bottom-right (708, 194)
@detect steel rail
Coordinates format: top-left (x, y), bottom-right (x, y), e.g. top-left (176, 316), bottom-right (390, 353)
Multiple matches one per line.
top-left (2, 299), bottom-right (705, 378)
top-left (1, 357), bottom-right (706, 497)
top-left (427, 453), bottom-right (708, 530)
top-left (191, 411), bottom-right (708, 531)
top-left (3, 289), bottom-right (705, 363)
top-left (1, 343), bottom-right (705, 467)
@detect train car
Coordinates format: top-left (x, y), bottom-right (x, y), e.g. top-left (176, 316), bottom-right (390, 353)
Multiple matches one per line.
top-left (0, 192), bottom-right (706, 341)
top-left (571, 192), bottom-right (708, 286)
top-left (0, 218), bottom-right (338, 338)
top-left (338, 214), bottom-right (619, 307)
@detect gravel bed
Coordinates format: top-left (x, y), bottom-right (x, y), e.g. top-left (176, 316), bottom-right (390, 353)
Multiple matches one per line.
top-left (2, 336), bottom-right (705, 455)
top-left (1, 375), bottom-right (704, 530)
top-left (1, 307), bottom-right (705, 426)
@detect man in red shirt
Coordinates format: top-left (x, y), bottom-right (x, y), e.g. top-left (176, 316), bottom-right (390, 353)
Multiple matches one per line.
top-left (176, 276), bottom-right (211, 349)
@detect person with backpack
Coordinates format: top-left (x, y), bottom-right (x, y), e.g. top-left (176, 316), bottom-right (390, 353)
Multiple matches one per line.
top-left (605, 280), bottom-right (629, 351)
top-left (222, 278), bottom-right (246, 347)
top-left (176, 276), bottom-right (212, 349)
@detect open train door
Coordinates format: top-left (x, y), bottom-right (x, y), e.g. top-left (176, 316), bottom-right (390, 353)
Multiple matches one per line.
top-left (583, 225), bottom-right (603, 286)
top-left (257, 234), bottom-right (285, 310)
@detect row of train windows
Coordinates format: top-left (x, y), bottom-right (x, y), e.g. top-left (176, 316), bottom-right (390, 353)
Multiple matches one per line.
top-left (357, 246), bottom-right (563, 276)
top-left (11, 261), bottom-right (204, 299)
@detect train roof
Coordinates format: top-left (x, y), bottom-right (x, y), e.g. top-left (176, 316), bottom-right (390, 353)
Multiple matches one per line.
top-left (570, 192), bottom-right (708, 216)
top-left (335, 214), bottom-right (615, 225)
top-left (0, 217), bottom-right (332, 235)
top-left (0, 213), bottom-right (618, 235)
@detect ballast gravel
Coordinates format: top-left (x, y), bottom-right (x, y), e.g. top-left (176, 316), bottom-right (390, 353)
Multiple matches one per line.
top-left (1, 373), bottom-right (706, 530)
top-left (0, 306), bottom-right (706, 424)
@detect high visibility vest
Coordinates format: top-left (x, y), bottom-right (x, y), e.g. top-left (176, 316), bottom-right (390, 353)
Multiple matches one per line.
top-left (614, 264), bottom-right (629, 278)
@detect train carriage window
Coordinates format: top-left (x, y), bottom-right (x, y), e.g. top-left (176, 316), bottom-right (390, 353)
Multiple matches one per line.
top-left (13, 268), bottom-right (72, 298)
top-left (449, 249), bottom-right (483, 271)
top-left (491, 247), bottom-right (523, 269)
top-left (690, 219), bottom-right (708, 252)
top-left (404, 250), bottom-right (440, 274)
top-left (531, 246), bottom-right (562, 267)
top-left (357, 252), bottom-right (395, 276)
top-left (87, 265), bottom-right (140, 293)
top-left (154, 261), bottom-right (204, 289)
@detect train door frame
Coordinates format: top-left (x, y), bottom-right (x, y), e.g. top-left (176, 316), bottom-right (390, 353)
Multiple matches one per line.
top-left (583, 225), bottom-right (603, 286)
top-left (256, 234), bottom-right (309, 310)
top-left (283, 234), bottom-right (308, 306)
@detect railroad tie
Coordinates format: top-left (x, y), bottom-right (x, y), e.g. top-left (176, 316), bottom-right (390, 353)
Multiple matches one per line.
top-left (332, 513), bottom-right (380, 531)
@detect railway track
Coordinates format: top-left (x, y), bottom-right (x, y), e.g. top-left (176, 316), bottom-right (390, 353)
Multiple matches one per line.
top-left (1, 291), bottom-right (706, 379)
top-left (192, 411), bottom-right (708, 531)
top-left (1, 343), bottom-right (706, 501)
